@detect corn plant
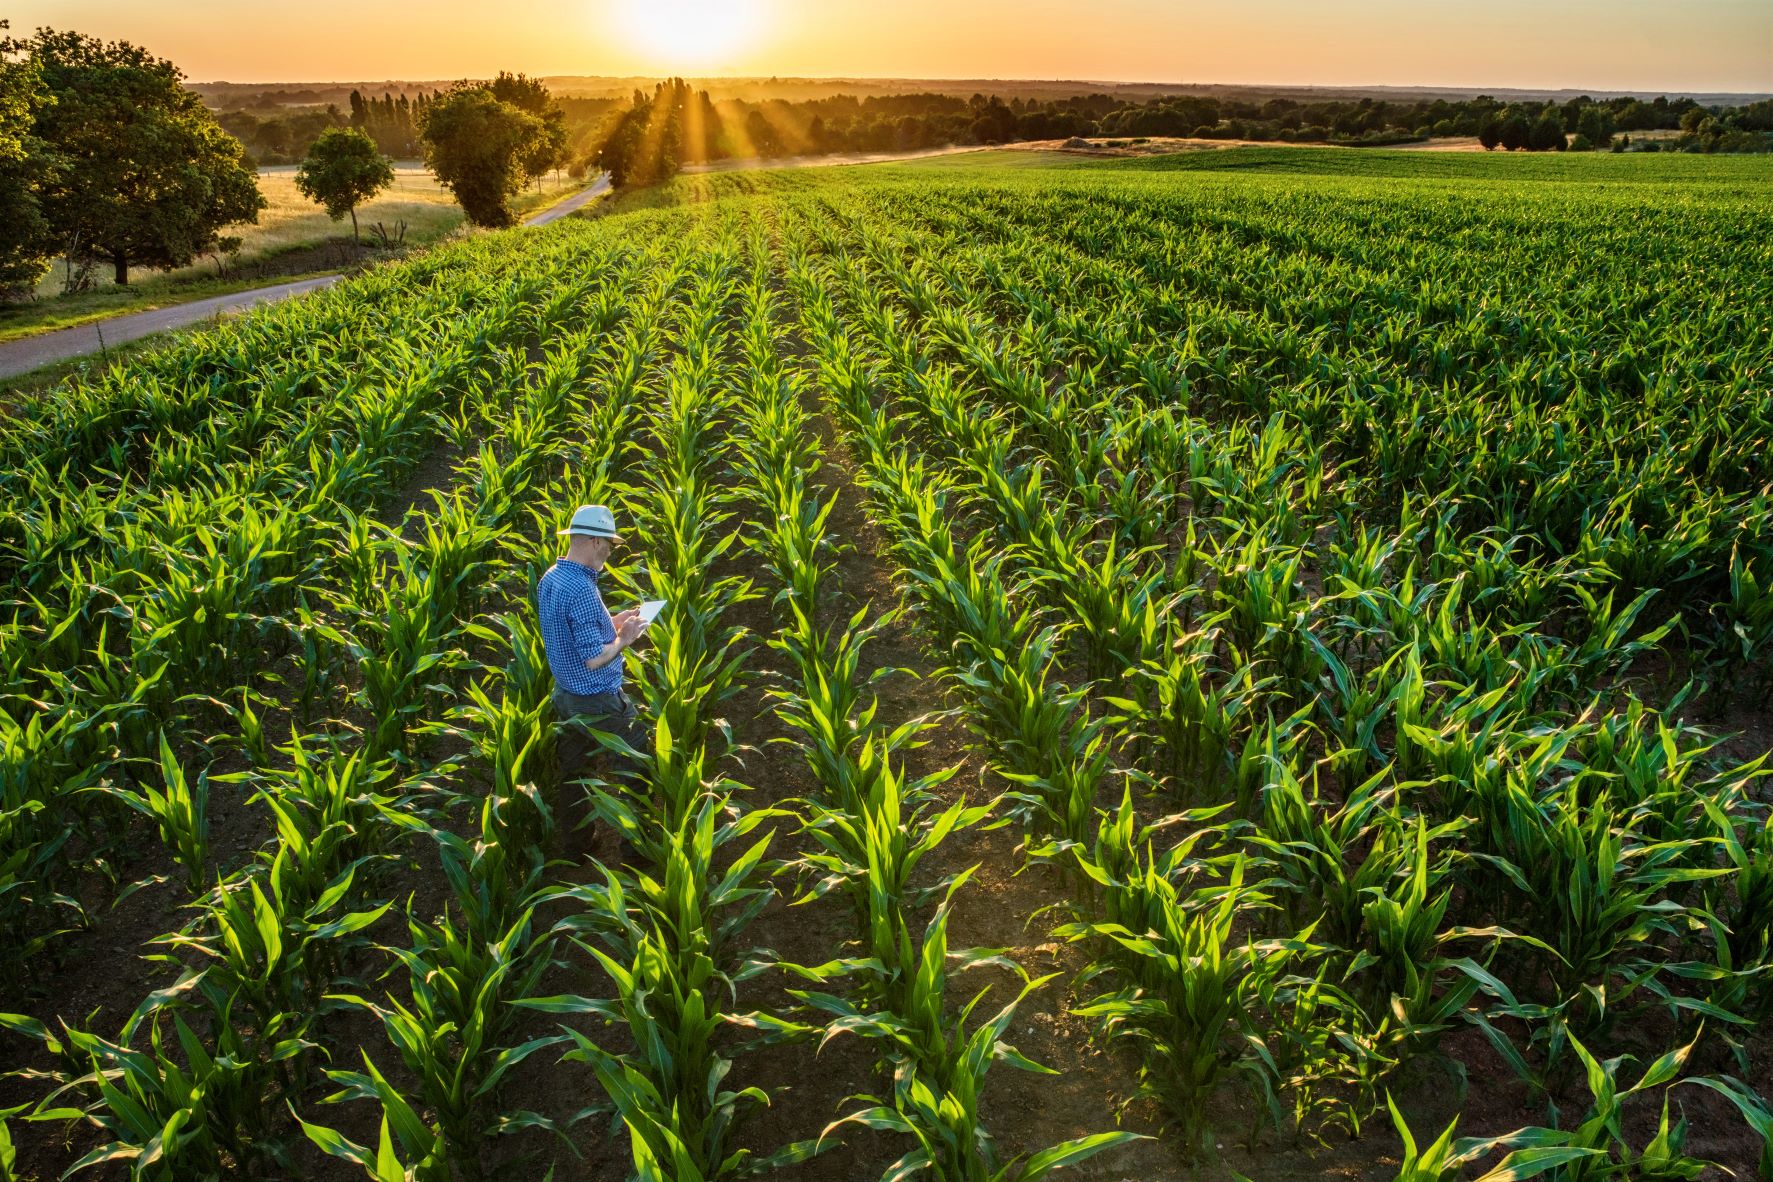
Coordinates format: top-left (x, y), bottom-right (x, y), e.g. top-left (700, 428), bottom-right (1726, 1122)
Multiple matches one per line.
top-left (93, 733), bottom-right (210, 893)
top-left (328, 904), bottom-right (561, 1178)
top-left (819, 892), bottom-right (1146, 1180)
top-left (787, 755), bottom-right (991, 1013)
top-left (1380, 1094), bottom-right (1600, 1182)
top-left (1677, 1075), bottom-right (1773, 1180)
top-left (1697, 796), bottom-right (1773, 1021)
top-left (1061, 857), bottom-right (1302, 1156)
top-left (1, 1003), bottom-right (306, 1179)
top-left (1474, 1033), bottom-right (1723, 1180)
top-left (298, 1053), bottom-right (448, 1181)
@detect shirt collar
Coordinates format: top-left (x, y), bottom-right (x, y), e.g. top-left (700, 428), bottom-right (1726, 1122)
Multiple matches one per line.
top-left (560, 558), bottom-right (603, 581)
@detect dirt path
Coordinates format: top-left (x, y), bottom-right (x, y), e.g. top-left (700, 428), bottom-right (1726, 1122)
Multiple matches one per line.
top-left (524, 175), bottom-right (611, 225)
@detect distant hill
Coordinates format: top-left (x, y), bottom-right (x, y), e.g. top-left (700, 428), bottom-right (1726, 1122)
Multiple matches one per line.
top-left (189, 77), bottom-right (1773, 111)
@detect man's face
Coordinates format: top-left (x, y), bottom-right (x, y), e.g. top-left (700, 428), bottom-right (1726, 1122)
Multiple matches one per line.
top-left (587, 536), bottom-right (613, 568)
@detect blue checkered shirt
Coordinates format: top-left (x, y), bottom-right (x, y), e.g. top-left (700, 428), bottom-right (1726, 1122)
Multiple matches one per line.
top-left (537, 559), bottom-right (624, 697)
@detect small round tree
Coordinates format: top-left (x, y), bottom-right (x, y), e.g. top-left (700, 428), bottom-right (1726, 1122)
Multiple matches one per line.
top-left (295, 127), bottom-right (394, 243)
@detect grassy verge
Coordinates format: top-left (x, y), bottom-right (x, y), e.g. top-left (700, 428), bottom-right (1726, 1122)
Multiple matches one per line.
top-left (0, 269), bottom-right (342, 345)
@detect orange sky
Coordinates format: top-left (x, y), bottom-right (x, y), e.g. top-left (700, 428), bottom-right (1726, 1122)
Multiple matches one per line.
top-left (10, 0), bottom-right (1771, 91)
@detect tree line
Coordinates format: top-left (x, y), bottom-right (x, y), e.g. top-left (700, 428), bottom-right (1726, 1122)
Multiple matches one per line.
top-left (591, 83), bottom-right (1106, 186)
top-left (220, 83), bottom-right (1773, 175)
top-left (1077, 91), bottom-right (1772, 151)
top-left (591, 84), bottom-right (1773, 190)
top-left (229, 89), bottom-right (441, 162)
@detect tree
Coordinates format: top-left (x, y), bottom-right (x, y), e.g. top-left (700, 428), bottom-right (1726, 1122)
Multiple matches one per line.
top-left (743, 109), bottom-right (782, 157)
top-left (23, 28), bottom-right (264, 285)
top-left (1576, 106), bottom-right (1614, 150)
top-left (970, 96), bottom-right (1015, 143)
top-left (595, 80), bottom-right (701, 189)
top-left (0, 22), bottom-right (58, 296)
top-left (1498, 111), bottom-right (1532, 151)
top-left (1477, 116), bottom-right (1502, 150)
top-left (489, 71), bottom-right (568, 185)
top-left (295, 127), bottom-right (393, 243)
top-left (1528, 113), bottom-right (1566, 151)
top-left (420, 83), bottom-right (543, 227)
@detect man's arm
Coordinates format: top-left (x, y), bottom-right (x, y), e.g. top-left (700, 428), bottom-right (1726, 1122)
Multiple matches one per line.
top-left (584, 609), bottom-right (645, 672)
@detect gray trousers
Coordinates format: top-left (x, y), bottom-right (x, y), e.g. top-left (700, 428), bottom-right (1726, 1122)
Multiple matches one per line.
top-left (552, 687), bottom-right (647, 791)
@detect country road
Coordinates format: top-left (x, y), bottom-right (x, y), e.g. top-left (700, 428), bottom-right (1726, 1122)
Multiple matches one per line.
top-left (0, 275), bottom-right (346, 382)
top-left (525, 175), bottom-right (610, 224)
top-left (0, 176), bottom-right (611, 384)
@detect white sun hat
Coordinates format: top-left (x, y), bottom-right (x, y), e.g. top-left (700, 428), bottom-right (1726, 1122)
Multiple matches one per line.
top-left (561, 503), bottom-right (622, 541)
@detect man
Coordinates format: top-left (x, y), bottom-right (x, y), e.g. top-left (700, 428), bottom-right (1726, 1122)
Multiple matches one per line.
top-left (537, 503), bottom-right (649, 830)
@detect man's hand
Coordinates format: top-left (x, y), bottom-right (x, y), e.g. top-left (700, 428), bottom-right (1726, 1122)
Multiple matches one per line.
top-left (614, 608), bottom-right (647, 646)
top-left (585, 610), bottom-right (650, 672)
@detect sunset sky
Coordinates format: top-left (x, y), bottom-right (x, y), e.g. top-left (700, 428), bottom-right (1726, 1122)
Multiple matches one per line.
top-left (10, 0), bottom-right (1771, 92)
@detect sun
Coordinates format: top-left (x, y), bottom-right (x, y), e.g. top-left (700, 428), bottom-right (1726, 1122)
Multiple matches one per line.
top-left (615, 0), bottom-right (767, 69)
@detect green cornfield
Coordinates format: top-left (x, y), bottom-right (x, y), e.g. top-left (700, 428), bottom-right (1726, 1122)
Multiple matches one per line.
top-left (1, 146), bottom-right (1770, 1181)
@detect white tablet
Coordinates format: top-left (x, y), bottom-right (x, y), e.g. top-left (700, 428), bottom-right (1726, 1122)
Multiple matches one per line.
top-left (637, 599), bottom-right (666, 626)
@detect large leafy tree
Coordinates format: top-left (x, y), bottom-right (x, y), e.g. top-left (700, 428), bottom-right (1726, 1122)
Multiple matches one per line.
top-left (419, 83), bottom-right (543, 228)
top-left (23, 28), bottom-right (264, 285)
top-left (295, 126), bottom-right (394, 242)
top-left (0, 22), bottom-right (57, 297)
top-left (488, 72), bottom-right (568, 184)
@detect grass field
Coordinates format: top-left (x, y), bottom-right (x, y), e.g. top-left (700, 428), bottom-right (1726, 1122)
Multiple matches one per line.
top-left (0, 166), bottom-right (587, 345)
top-left (0, 147), bottom-right (1769, 1181)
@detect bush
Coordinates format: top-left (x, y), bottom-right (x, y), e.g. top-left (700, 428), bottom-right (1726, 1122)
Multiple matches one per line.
top-left (1569, 133), bottom-right (1594, 152)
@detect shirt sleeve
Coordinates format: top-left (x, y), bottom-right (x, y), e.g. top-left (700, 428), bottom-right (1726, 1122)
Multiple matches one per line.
top-left (574, 582), bottom-right (615, 648)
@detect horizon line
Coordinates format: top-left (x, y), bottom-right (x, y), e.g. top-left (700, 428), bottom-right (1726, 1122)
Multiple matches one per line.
top-left (187, 72), bottom-right (1773, 100)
